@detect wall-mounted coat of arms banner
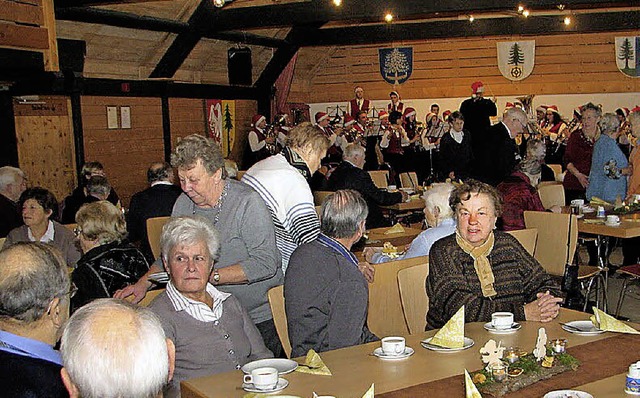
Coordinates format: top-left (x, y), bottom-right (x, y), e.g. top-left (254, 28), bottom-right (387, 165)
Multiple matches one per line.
top-left (379, 47), bottom-right (413, 85)
top-left (616, 36), bottom-right (639, 78)
top-left (497, 40), bottom-right (535, 81)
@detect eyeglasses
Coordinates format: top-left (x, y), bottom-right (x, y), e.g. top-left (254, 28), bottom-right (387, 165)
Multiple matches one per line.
top-left (66, 284), bottom-right (78, 299)
top-left (73, 226), bottom-right (82, 237)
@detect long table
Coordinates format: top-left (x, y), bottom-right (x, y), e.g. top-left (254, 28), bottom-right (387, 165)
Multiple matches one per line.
top-left (578, 212), bottom-right (640, 239)
top-left (180, 309), bottom-right (639, 398)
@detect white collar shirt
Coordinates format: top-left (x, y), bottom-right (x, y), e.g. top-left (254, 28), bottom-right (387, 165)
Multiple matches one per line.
top-left (28, 220), bottom-right (55, 243)
top-left (165, 280), bottom-right (231, 323)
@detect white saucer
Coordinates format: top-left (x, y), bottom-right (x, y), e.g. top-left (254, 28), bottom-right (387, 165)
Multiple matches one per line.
top-left (604, 221), bottom-right (621, 227)
top-left (421, 337), bottom-right (474, 352)
top-left (561, 320), bottom-right (604, 335)
top-left (582, 206), bottom-right (595, 213)
top-left (241, 358), bottom-right (298, 375)
top-left (483, 322), bottom-right (522, 334)
top-left (543, 390), bottom-right (593, 398)
top-left (372, 346), bottom-right (415, 360)
top-left (242, 378), bottom-right (288, 393)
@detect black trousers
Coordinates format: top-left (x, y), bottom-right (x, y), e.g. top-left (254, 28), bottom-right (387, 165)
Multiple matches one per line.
top-left (256, 318), bottom-right (285, 358)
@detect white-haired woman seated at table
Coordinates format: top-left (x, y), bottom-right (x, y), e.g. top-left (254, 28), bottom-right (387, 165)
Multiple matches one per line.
top-left (426, 180), bottom-right (563, 330)
top-left (365, 183), bottom-right (456, 264)
top-left (148, 216), bottom-right (272, 398)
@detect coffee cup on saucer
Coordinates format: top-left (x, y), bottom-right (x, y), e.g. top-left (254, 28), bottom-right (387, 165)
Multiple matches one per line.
top-left (605, 215), bottom-right (620, 225)
top-left (387, 185), bottom-right (397, 192)
top-left (381, 336), bottom-right (406, 356)
top-left (491, 312), bottom-right (514, 330)
top-left (243, 367), bottom-right (278, 391)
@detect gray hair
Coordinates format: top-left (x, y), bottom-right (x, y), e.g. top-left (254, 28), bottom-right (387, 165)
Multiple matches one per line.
top-left (525, 139), bottom-right (546, 161)
top-left (629, 111), bottom-right (640, 136)
top-left (320, 189), bottom-right (368, 239)
top-left (598, 113), bottom-right (621, 137)
top-left (160, 216), bottom-right (220, 266)
top-left (343, 143), bottom-right (365, 161)
top-left (504, 107), bottom-right (528, 123)
top-left (147, 162), bottom-right (173, 184)
top-left (582, 102), bottom-right (602, 118)
top-left (61, 299), bottom-right (170, 398)
top-left (422, 183), bottom-right (455, 221)
top-left (0, 166), bottom-right (25, 192)
top-left (86, 175), bottom-right (111, 198)
top-left (0, 242), bottom-right (69, 323)
top-left (171, 134), bottom-right (227, 179)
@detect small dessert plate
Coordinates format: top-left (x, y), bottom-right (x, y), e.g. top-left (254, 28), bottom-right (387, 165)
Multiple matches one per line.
top-left (604, 221), bottom-right (621, 227)
top-left (421, 337), bottom-right (474, 352)
top-left (372, 347), bottom-right (414, 360)
top-left (561, 320), bottom-right (604, 335)
top-left (483, 322), bottom-right (522, 334)
top-left (242, 378), bottom-right (288, 393)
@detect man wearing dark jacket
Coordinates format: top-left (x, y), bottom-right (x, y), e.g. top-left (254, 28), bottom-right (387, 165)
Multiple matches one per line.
top-left (328, 143), bottom-right (406, 228)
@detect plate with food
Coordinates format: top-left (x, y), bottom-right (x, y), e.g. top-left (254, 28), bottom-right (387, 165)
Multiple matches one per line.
top-left (543, 390), bottom-right (593, 398)
top-left (380, 242), bottom-right (404, 259)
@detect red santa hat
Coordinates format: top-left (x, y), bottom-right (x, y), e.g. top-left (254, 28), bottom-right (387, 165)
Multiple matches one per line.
top-left (535, 105), bottom-right (548, 113)
top-left (617, 107), bottom-right (631, 117)
top-left (471, 81), bottom-right (484, 94)
top-left (403, 107), bottom-right (416, 118)
top-left (425, 112), bottom-right (438, 123)
top-left (574, 106), bottom-right (583, 117)
top-left (442, 110), bottom-right (452, 121)
top-left (505, 102), bottom-right (515, 109)
top-left (389, 91), bottom-right (399, 98)
top-left (315, 112), bottom-right (329, 123)
top-left (632, 105), bottom-right (640, 113)
top-left (343, 114), bottom-right (356, 126)
top-left (378, 110), bottom-right (389, 119)
top-left (547, 105), bottom-right (560, 114)
top-left (251, 114), bottom-right (266, 127)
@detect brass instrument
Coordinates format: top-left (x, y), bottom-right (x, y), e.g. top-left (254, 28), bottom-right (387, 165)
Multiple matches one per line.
top-left (516, 94), bottom-right (544, 138)
top-left (344, 127), bottom-right (364, 143)
top-left (262, 123), bottom-right (281, 155)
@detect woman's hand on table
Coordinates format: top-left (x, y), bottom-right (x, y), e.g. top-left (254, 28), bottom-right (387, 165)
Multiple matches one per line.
top-left (358, 262), bottom-right (375, 283)
top-left (363, 247), bottom-right (380, 263)
top-left (524, 291), bottom-right (563, 322)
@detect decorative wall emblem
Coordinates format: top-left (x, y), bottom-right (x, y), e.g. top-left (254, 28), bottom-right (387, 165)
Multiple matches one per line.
top-left (616, 36), bottom-right (639, 78)
top-left (497, 40), bottom-right (535, 81)
top-left (379, 47), bottom-right (413, 85)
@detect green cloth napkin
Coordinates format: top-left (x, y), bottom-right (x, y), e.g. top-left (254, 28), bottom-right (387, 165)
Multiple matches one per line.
top-left (295, 349), bottom-right (332, 375)
top-left (590, 307), bottom-right (640, 334)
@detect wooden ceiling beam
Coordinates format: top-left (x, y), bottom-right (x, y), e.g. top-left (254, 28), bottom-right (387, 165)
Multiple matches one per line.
top-left (204, 0), bottom-right (633, 32)
top-left (55, 0), bottom-right (175, 8)
top-left (298, 10), bottom-right (640, 46)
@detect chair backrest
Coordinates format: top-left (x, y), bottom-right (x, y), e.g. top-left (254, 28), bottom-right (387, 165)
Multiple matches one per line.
top-left (236, 170), bottom-right (246, 181)
top-left (312, 191), bottom-right (333, 206)
top-left (397, 262), bottom-right (430, 335)
top-left (506, 228), bottom-right (538, 256)
top-left (267, 286), bottom-right (292, 358)
top-left (0, 237), bottom-right (5, 249)
top-left (368, 170), bottom-right (389, 189)
top-left (548, 164), bottom-right (562, 176)
top-left (368, 255), bottom-right (428, 337)
top-left (138, 288), bottom-right (165, 307)
top-left (537, 183), bottom-right (565, 208)
top-left (63, 223), bottom-right (77, 232)
top-left (146, 216), bottom-right (171, 259)
top-left (524, 211), bottom-right (578, 276)
top-left (399, 172), bottom-right (419, 189)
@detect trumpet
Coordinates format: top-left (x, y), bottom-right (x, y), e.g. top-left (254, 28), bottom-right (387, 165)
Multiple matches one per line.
top-left (344, 127), bottom-right (364, 143)
top-left (263, 123), bottom-right (280, 155)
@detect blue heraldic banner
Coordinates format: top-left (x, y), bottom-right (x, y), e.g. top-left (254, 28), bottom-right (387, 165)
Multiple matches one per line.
top-left (379, 47), bottom-right (413, 85)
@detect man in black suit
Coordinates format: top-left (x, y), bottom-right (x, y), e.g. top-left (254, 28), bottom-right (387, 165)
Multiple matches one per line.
top-left (473, 107), bottom-right (527, 186)
top-left (127, 162), bottom-right (181, 261)
top-left (328, 143), bottom-right (407, 228)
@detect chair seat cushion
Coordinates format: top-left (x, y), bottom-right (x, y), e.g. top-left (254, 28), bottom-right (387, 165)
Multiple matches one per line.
top-left (618, 264), bottom-right (640, 278)
top-left (577, 265), bottom-right (601, 279)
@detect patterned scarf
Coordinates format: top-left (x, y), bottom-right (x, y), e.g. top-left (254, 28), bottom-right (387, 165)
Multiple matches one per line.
top-left (282, 146), bottom-right (312, 181)
top-left (455, 230), bottom-right (497, 298)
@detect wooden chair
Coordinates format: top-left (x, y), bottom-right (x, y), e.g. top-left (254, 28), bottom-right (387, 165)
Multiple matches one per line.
top-left (524, 211), bottom-right (605, 311)
top-left (146, 216), bottom-right (171, 259)
top-left (312, 190), bottom-right (333, 206)
top-left (236, 170), bottom-right (246, 181)
top-left (368, 170), bottom-right (389, 189)
top-left (538, 183), bottom-right (565, 209)
top-left (367, 255), bottom-right (428, 337)
top-left (267, 286), bottom-right (292, 358)
top-left (506, 228), bottom-right (538, 256)
top-left (64, 223), bottom-right (77, 232)
top-left (0, 237), bottom-right (5, 249)
top-left (397, 262), bottom-right (430, 335)
top-left (399, 172), bottom-right (419, 189)
top-left (548, 164), bottom-right (562, 176)
top-left (614, 264), bottom-right (640, 317)
top-left (138, 288), bottom-right (165, 307)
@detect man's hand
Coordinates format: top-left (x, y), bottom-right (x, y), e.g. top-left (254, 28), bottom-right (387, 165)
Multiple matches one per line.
top-left (358, 262), bottom-right (375, 283)
top-left (114, 279), bottom-right (151, 304)
top-left (362, 247), bottom-right (380, 263)
top-left (524, 291), bottom-right (563, 322)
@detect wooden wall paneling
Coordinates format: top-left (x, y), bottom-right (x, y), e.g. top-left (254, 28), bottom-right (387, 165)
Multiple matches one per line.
top-left (230, 99), bottom-right (257, 169)
top-left (81, 96), bottom-right (164, 208)
top-left (0, 0), bottom-right (44, 25)
top-left (41, 0), bottom-right (58, 71)
top-left (13, 96), bottom-right (77, 203)
top-left (168, 97), bottom-right (206, 146)
top-left (0, 21), bottom-right (49, 49)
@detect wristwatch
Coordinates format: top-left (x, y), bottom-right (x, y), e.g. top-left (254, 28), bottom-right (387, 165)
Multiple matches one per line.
top-left (212, 270), bottom-right (221, 284)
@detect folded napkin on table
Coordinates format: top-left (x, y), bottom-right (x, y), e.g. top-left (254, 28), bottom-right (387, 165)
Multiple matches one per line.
top-left (384, 223), bottom-right (405, 235)
top-left (464, 369), bottom-right (483, 398)
top-left (409, 194), bottom-right (421, 201)
top-left (428, 306), bottom-right (465, 348)
top-left (590, 307), bottom-right (640, 334)
top-left (295, 349), bottom-right (332, 375)
top-left (362, 383), bottom-right (374, 398)
top-left (244, 395), bottom-right (301, 398)
top-left (582, 219), bottom-right (604, 224)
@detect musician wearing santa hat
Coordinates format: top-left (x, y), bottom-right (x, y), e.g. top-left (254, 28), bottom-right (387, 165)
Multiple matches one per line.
top-left (315, 111), bottom-right (342, 164)
top-left (459, 80), bottom-right (497, 141)
top-left (245, 114), bottom-right (286, 169)
top-left (387, 91), bottom-right (404, 113)
top-left (347, 86), bottom-right (371, 120)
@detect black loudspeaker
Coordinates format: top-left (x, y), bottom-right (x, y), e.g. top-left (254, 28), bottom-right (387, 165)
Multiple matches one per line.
top-left (228, 47), bottom-right (252, 86)
top-left (57, 39), bottom-right (86, 73)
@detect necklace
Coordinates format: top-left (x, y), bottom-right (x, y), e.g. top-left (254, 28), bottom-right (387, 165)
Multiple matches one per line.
top-left (192, 179), bottom-right (229, 226)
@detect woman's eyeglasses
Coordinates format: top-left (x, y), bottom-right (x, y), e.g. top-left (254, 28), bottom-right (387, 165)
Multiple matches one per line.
top-left (73, 227), bottom-right (82, 237)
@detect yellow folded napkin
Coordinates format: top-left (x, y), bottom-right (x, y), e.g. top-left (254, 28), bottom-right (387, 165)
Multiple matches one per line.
top-left (464, 369), bottom-right (483, 398)
top-left (295, 349), bottom-right (332, 375)
top-left (384, 223), bottom-right (405, 235)
top-left (590, 307), bottom-right (640, 334)
top-left (362, 383), bottom-right (374, 398)
top-left (429, 306), bottom-right (465, 348)
top-left (409, 194), bottom-right (421, 201)
top-left (244, 395), bottom-right (302, 398)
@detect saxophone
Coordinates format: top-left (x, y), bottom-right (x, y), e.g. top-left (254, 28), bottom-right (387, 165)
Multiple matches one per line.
top-left (516, 95), bottom-right (544, 138)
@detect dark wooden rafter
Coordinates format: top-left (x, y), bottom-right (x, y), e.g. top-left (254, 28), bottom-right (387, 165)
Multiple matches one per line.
top-left (55, 0), bottom-right (174, 7)
top-left (299, 10), bottom-right (640, 46)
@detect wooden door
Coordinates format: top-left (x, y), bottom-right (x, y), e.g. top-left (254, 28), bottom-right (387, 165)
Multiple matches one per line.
top-left (14, 96), bottom-right (77, 203)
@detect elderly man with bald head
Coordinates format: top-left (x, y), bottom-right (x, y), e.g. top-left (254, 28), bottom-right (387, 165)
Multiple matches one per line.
top-left (60, 299), bottom-right (175, 398)
top-left (0, 242), bottom-right (70, 398)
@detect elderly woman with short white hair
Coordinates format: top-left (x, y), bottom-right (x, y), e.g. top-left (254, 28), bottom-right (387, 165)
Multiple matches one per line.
top-left (365, 183), bottom-right (456, 264)
top-left (148, 216), bottom-right (272, 398)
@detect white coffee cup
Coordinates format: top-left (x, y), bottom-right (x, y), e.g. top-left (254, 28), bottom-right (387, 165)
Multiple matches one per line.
top-left (388, 185), bottom-right (397, 192)
top-left (606, 215), bottom-right (620, 225)
top-left (570, 199), bottom-right (585, 207)
top-left (243, 367), bottom-right (278, 390)
top-left (491, 312), bottom-right (514, 330)
top-left (381, 336), bottom-right (406, 355)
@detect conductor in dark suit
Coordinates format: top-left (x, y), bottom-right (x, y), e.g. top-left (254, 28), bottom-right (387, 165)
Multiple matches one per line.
top-left (473, 107), bottom-right (527, 186)
top-left (126, 162), bottom-right (181, 261)
top-left (328, 144), bottom-right (407, 228)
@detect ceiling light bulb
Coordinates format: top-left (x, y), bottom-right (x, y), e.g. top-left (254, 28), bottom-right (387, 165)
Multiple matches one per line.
top-left (332, 0), bottom-right (341, 6)
top-left (385, 13), bottom-right (393, 23)
top-left (564, 16), bottom-right (571, 25)
top-left (213, 0), bottom-right (225, 7)
top-left (468, 15), bottom-right (474, 22)
top-left (523, 10), bottom-right (530, 17)
top-left (518, 5), bottom-right (524, 12)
